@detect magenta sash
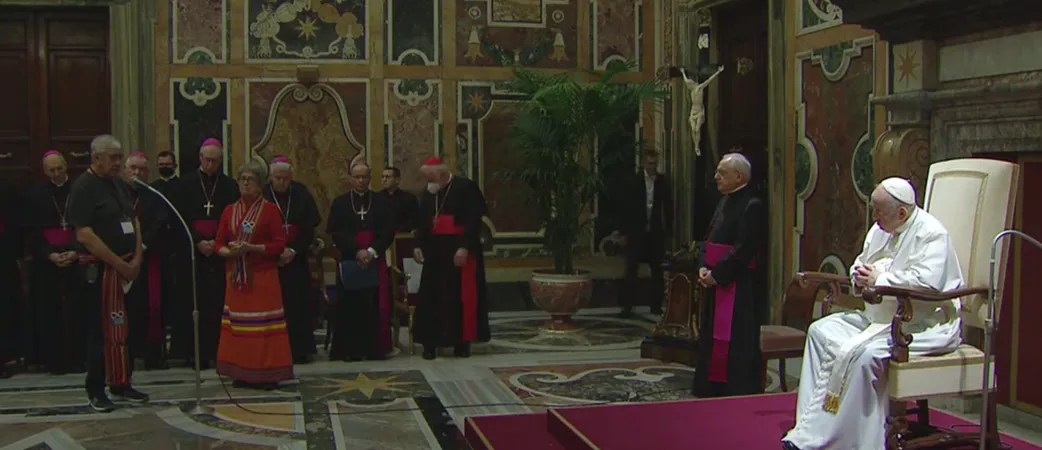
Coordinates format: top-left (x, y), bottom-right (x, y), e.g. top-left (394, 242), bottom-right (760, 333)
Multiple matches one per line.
top-left (43, 227), bottom-right (75, 246)
top-left (703, 242), bottom-right (756, 383)
top-left (354, 230), bottom-right (391, 354)
top-left (146, 251), bottom-right (163, 343)
top-left (192, 219), bottom-right (219, 239)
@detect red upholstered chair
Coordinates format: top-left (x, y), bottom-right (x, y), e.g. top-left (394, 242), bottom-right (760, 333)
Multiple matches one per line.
top-left (388, 233), bottom-right (420, 354)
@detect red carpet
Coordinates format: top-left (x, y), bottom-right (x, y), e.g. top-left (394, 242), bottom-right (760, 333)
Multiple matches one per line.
top-left (465, 393), bottom-right (1042, 450)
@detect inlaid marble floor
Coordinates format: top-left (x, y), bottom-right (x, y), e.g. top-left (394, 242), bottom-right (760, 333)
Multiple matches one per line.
top-left (1, 308), bottom-right (1039, 450)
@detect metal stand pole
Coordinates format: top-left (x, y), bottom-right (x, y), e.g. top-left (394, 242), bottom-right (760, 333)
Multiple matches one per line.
top-left (133, 179), bottom-right (212, 416)
top-left (983, 230), bottom-right (1042, 450)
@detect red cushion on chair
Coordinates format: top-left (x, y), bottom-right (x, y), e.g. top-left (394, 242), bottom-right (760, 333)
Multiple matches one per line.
top-left (760, 325), bottom-right (806, 354)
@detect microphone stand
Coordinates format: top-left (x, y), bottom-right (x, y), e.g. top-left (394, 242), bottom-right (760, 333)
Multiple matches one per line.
top-left (132, 177), bottom-right (212, 416)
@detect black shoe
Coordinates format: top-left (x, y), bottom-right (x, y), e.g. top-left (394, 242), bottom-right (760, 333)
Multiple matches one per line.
top-left (293, 355), bottom-right (314, 365)
top-left (453, 344), bottom-right (471, 358)
top-left (88, 394), bottom-right (117, 412)
top-left (650, 306), bottom-right (663, 315)
top-left (782, 440), bottom-right (800, 450)
top-left (422, 347), bottom-right (436, 360)
top-left (110, 386), bottom-right (150, 403)
top-left (618, 308), bottom-right (634, 318)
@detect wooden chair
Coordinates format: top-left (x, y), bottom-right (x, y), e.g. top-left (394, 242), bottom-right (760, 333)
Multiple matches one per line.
top-left (313, 246), bottom-right (341, 352)
top-left (760, 277), bottom-right (822, 392)
top-left (388, 233), bottom-right (420, 354)
top-left (799, 158), bottom-right (1018, 449)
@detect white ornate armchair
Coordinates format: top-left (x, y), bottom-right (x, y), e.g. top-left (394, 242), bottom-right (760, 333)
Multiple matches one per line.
top-left (798, 158), bottom-right (1019, 449)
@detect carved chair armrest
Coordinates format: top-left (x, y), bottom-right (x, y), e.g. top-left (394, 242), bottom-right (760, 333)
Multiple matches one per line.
top-left (794, 272), bottom-right (851, 314)
top-left (862, 286), bottom-right (987, 304)
top-left (862, 285), bottom-right (988, 362)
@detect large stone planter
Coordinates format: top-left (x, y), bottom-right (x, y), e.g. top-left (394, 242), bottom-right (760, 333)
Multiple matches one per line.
top-left (529, 269), bottom-right (594, 331)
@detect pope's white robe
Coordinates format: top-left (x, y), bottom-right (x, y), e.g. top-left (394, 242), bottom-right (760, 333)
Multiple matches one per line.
top-left (785, 208), bottom-right (964, 450)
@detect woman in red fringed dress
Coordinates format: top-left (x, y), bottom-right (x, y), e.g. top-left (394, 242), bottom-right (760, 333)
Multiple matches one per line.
top-left (215, 160), bottom-right (294, 390)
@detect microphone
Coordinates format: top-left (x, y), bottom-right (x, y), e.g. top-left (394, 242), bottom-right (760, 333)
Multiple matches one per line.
top-left (131, 176), bottom-right (212, 415)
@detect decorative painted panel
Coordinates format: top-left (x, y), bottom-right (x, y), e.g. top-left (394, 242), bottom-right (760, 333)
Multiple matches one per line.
top-left (245, 0), bottom-right (367, 63)
top-left (386, 0), bottom-right (440, 65)
top-left (384, 79), bottom-right (443, 193)
top-left (456, 0), bottom-right (578, 68)
top-left (245, 80), bottom-right (370, 234)
top-left (170, 0), bottom-right (230, 63)
top-left (169, 77), bottom-right (231, 174)
top-left (795, 0), bottom-right (843, 36)
top-left (457, 80), bottom-right (542, 254)
top-left (793, 36), bottom-right (875, 274)
top-left (592, 0), bottom-right (642, 70)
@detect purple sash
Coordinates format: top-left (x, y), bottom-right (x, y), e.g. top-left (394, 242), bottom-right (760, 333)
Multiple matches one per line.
top-left (42, 227), bottom-right (75, 246)
top-left (192, 219), bottom-right (219, 239)
top-left (703, 242), bottom-right (756, 383)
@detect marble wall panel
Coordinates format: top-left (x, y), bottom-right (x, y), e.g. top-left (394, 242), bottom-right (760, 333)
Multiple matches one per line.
top-left (795, 0), bottom-right (843, 36)
top-left (794, 37), bottom-right (875, 274)
top-left (384, 79), bottom-right (443, 194)
top-left (246, 80), bottom-right (369, 234)
top-left (457, 80), bottom-right (541, 240)
top-left (386, 0), bottom-right (440, 65)
top-left (171, 0), bottom-right (229, 63)
top-left (245, 0), bottom-right (367, 63)
top-left (592, 0), bottom-right (642, 70)
top-left (169, 77), bottom-right (231, 174)
top-left (456, 0), bottom-right (578, 68)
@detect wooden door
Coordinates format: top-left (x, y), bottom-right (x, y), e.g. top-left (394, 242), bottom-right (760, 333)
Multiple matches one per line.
top-left (716, 0), bottom-right (769, 190)
top-left (0, 7), bottom-right (109, 185)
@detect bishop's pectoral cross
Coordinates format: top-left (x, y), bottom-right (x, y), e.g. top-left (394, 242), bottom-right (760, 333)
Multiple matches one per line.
top-left (204, 201), bottom-right (214, 216)
top-left (357, 209), bottom-right (367, 220)
top-left (282, 223), bottom-right (291, 233)
top-left (60, 219), bottom-right (68, 230)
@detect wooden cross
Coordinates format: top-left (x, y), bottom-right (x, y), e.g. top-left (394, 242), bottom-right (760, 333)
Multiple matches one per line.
top-left (204, 201), bottom-right (214, 216)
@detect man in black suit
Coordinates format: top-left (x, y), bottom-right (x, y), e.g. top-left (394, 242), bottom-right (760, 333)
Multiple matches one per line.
top-left (619, 150), bottom-right (673, 316)
top-left (380, 167), bottom-right (418, 232)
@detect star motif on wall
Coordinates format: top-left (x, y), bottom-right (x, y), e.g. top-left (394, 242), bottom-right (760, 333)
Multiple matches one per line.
top-left (466, 92), bottom-right (488, 111)
top-left (897, 47), bottom-right (920, 86)
top-left (312, 373), bottom-right (418, 399)
top-left (296, 17), bottom-right (319, 41)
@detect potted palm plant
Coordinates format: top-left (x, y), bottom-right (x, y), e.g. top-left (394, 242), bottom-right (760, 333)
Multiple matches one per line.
top-left (501, 60), bottom-right (668, 330)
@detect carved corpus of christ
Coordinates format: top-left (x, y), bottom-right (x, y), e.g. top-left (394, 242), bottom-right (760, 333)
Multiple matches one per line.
top-left (681, 65), bottom-right (725, 156)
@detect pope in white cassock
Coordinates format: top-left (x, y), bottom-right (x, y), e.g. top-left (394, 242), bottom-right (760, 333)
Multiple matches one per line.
top-left (782, 178), bottom-right (965, 450)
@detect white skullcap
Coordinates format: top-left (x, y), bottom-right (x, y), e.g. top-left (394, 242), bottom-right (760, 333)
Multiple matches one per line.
top-left (880, 177), bottom-right (916, 205)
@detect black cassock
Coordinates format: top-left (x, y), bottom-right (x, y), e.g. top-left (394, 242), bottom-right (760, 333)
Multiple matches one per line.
top-left (383, 188), bottom-right (418, 232)
top-left (414, 176), bottom-right (491, 348)
top-left (151, 176), bottom-right (182, 362)
top-left (125, 184), bottom-right (170, 366)
top-left (173, 169), bottom-right (239, 362)
top-left (25, 178), bottom-right (85, 373)
top-left (691, 187), bottom-right (767, 398)
top-left (0, 179), bottom-right (24, 374)
top-left (264, 181), bottom-right (321, 361)
top-left (326, 190), bottom-right (393, 360)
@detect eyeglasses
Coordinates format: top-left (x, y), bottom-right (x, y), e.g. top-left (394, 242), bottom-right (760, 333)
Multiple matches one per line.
top-left (238, 177), bottom-right (259, 184)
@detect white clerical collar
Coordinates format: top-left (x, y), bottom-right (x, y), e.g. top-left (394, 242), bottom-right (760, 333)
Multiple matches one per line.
top-left (724, 183), bottom-right (748, 195)
top-left (893, 207), bottom-right (918, 235)
top-left (160, 175), bottom-right (176, 182)
top-left (51, 176), bottom-right (68, 187)
top-left (352, 189), bottom-right (369, 196)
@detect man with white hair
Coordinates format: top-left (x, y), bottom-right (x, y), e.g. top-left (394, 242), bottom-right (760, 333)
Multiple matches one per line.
top-left (68, 134), bottom-right (150, 411)
top-left (121, 151), bottom-right (171, 370)
top-left (25, 150), bottom-right (85, 374)
top-left (412, 156), bottom-right (491, 360)
top-left (782, 178), bottom-right (964, 450)
top-left (691, 152), bottom-right (767, 398)
top-left (171, 138), bottom-right (238, 368)
top-left (263, 155), bottom-right (321, 363)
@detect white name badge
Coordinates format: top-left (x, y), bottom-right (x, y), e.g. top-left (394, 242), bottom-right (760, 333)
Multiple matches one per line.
top-left (121, 221), bottom-right (134, 234)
